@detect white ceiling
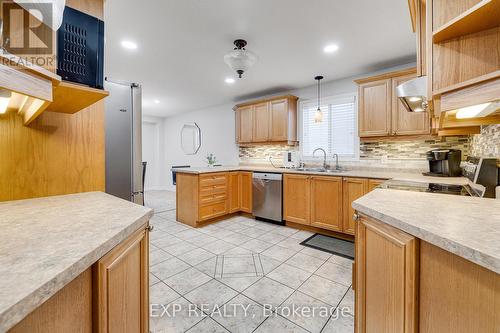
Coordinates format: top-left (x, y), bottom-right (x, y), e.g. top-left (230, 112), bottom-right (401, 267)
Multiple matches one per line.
top-left (104, 0), bottom-right (416, 117)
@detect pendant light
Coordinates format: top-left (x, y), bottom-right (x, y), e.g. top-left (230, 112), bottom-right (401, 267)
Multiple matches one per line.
top-left (224, 39), bottom-right (258, 78)
top-left (314, 76), bottom-right (324, 123)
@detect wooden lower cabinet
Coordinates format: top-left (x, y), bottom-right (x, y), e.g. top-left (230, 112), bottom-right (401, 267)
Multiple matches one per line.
top-left (8, 224), bottom-right (150, 333)
top-left (283, 174), bottom-right (311, 225)
top-left (95, 225), bottom-right (149, 333)
top-left (229, 172), bottom-right (240, 213)
top-left (355, 214), bottom-right (418, 333)
top-left (343, 178), bottom-right (369, 235)
top-left (239, 172), bottom-right (253, 213)
top-left (310, 176), bottom-right (343, 232)
top-left (283, 175), bottom-right (387, 235)
top-left (176, 171), bottom-right (252, 226)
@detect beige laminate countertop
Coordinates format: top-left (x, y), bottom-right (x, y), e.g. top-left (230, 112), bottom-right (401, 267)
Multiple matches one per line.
top-left (353, 189), bottom-right (500, 274)
top-left (0, 192), bottom-right (153, 333)
top-left (172, 165), bottom-right (469, 185)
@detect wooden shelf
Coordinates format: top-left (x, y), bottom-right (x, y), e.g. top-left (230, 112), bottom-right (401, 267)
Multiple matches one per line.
top-left (433, 70), bottom-right (500, 96)
top-left (46, 82), bottom-right (109, 114)
top-left (433, 0), bottom-right (500, 43)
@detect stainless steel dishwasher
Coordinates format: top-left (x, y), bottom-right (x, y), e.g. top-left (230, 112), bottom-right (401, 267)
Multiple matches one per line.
top-left (252, 172), bottom-right (283, 224)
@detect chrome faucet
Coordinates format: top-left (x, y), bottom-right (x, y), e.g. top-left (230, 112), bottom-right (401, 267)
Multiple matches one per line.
top-left (332, 153), bottom-right (340, 170)
top-left (313, 148), bottom-right (328, 169)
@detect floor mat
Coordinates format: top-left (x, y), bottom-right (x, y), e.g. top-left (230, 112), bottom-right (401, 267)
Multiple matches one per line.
top-left (300, 233), bottom-right (354, 260)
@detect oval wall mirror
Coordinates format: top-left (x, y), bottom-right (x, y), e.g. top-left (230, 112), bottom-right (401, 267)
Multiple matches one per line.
top-left (180, 122), bottom-right (201, 155)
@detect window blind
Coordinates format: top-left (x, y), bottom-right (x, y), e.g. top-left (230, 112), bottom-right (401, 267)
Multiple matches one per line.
top-left (301, 94), bottom-right (358, 158)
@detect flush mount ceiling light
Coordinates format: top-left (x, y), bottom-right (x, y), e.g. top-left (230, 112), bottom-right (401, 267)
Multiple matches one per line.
top-left (323, 44), bottom-right (339, 53)
top-left (121, 40), bottom-right (138, 50)
top-left (224, 39), bottom-right (258, 78)
top-left (314, 76), bottom-right (324, 123)
top-left (154, 99), bottom-right (160, 104)
top-left (224, 77), bottom-right (235, 84)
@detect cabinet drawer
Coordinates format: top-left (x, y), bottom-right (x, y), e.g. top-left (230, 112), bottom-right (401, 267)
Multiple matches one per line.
top-left (199, 201), bottom-right (227, 221)
top-left (200, 184), bottom-right (227, 196)
top-left (199, 174), bottom-right (227, 187)
top-left (200, 192), bottom-right (227, 205)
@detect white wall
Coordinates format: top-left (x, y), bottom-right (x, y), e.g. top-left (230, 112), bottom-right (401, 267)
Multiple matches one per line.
top-left (162, 104), bottom-right (240, 191)
top-left (142, 115), bottom-right (167, 190)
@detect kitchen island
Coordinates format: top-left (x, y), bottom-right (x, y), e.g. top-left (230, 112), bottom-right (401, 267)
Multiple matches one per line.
top-left (352, 189), bottom-right (500, 333)
top-left (0, 192), bottom-right (153, 333)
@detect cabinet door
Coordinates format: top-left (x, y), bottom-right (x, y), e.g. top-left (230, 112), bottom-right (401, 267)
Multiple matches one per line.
top-left (392, 74), bottom-right (430, 135)
top-left (359, 79), bottom-right (392, 137)
top-left (269, 99), bottom-right (288, 141)
top-left (367, 179), bottom-right (386, 192)
top-left (343, 178), bottom-right (368, 235)
top-left (239, 172), bottom-right (253, 213)
top-left (238, 106), bottom-right (254, 143)
top-left (310, 176), bottom-right (343, 232)
top-left (95, 225), bottom-right (149, 333)
top-left (229, 172), bottom-right (241, 213)
top-left (355, 215), bottom-right (418, 333)
top-left (252, 102), bottom-right (270, 142)
top-left (283, 174), bottom-right (310, 225)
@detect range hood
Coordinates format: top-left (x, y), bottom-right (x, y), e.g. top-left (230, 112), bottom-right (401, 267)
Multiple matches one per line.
top-left (396, 76), bottom-right (428, 112)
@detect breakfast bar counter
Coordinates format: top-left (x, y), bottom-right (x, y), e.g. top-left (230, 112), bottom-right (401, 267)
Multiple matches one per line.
top-left (352, 188), bottom-right (500, 333)
top-left (0, 192), bottom-right (153, 333)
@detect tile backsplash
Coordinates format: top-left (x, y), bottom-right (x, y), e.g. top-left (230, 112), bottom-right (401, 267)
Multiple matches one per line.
top-left (470, 125), bottom-right (500, 158)
top-left (360, 136), bottom-right (470, 159)
top-left (239, 136), bottom-right (471, 164)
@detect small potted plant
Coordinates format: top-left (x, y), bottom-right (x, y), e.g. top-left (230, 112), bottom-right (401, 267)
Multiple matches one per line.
top-left (206, 153), bottom-right (217, 168)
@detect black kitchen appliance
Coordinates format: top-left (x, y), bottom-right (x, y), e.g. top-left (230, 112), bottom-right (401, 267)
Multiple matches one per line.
top-left (423, 149), bottom-right (462, 177)
top-left (462, 157), bottom-right (499, 198)
top-left (57, 6), bottom-right (104, 88)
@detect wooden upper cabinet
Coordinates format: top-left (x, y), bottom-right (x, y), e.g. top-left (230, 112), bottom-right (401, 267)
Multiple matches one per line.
top-left (239, 172), bottom-right (253, 213)
top-left (310, 176), bottom-right (343, 232)
top-left (238, 105), bottom-right (254, 143)
top-left (253, 102), bottom-right (270, 142)
top-left (358, 78), bottom-right (392, 137)
top-left (234, 95), bottom-right (298, 144)
top-left (392, 73), bottom-right (430, 135)
top-left (283, 174), bottom-right (310, 225)
top-left (356, 68), bottom-right (431, 138)
top-left (355, 215), bottom-right (418, 333)
top-left (269, 99), bottom-right (288, 141)
top-left (342, 178), bottom-right (368, 235)
top-left (95, 225), bottom-right (149, 333)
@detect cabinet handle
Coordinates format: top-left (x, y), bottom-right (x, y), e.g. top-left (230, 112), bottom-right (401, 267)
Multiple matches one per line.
top-left (352, 213), bottom-right (360, 222)
top-left (147, 225), bottom-right (154, 232)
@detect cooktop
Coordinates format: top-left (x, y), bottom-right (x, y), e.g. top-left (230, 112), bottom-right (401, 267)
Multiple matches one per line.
top-left (377, 180), bottom-right (480, 197)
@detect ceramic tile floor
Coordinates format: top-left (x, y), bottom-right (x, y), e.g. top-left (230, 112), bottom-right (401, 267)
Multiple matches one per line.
top-left (148, 210), bottom-right (354, 333)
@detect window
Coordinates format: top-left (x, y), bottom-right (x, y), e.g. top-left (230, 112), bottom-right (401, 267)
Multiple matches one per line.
top-left (300, 93), bottom-right (359, 159)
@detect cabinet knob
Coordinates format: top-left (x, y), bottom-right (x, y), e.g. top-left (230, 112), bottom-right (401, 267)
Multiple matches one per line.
top-left (147, 225), bottom-right (154, 232)
top-left (352, 213), bottom-right (360, 222)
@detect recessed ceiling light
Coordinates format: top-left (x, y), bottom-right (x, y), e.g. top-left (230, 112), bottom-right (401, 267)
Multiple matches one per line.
top-left (225, 78), bottom-right (235, 84)
top-left (121, 40), bottom-right (138, 50)
top-left (154, 99), bottom-right (160, 104)
top-left (323, 44), bottom-right (339, 53)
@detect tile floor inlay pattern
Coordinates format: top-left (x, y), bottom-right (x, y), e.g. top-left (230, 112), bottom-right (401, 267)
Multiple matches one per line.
top-left (148, 208), bottom-right (354, 333)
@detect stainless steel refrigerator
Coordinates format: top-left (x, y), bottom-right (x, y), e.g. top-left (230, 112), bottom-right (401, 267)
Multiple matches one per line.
top-left (104, 79), bottom-right (143, 204)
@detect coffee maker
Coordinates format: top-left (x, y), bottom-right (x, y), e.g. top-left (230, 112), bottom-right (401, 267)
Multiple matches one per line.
top-left (423, 149), bottom-right (462, 177)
